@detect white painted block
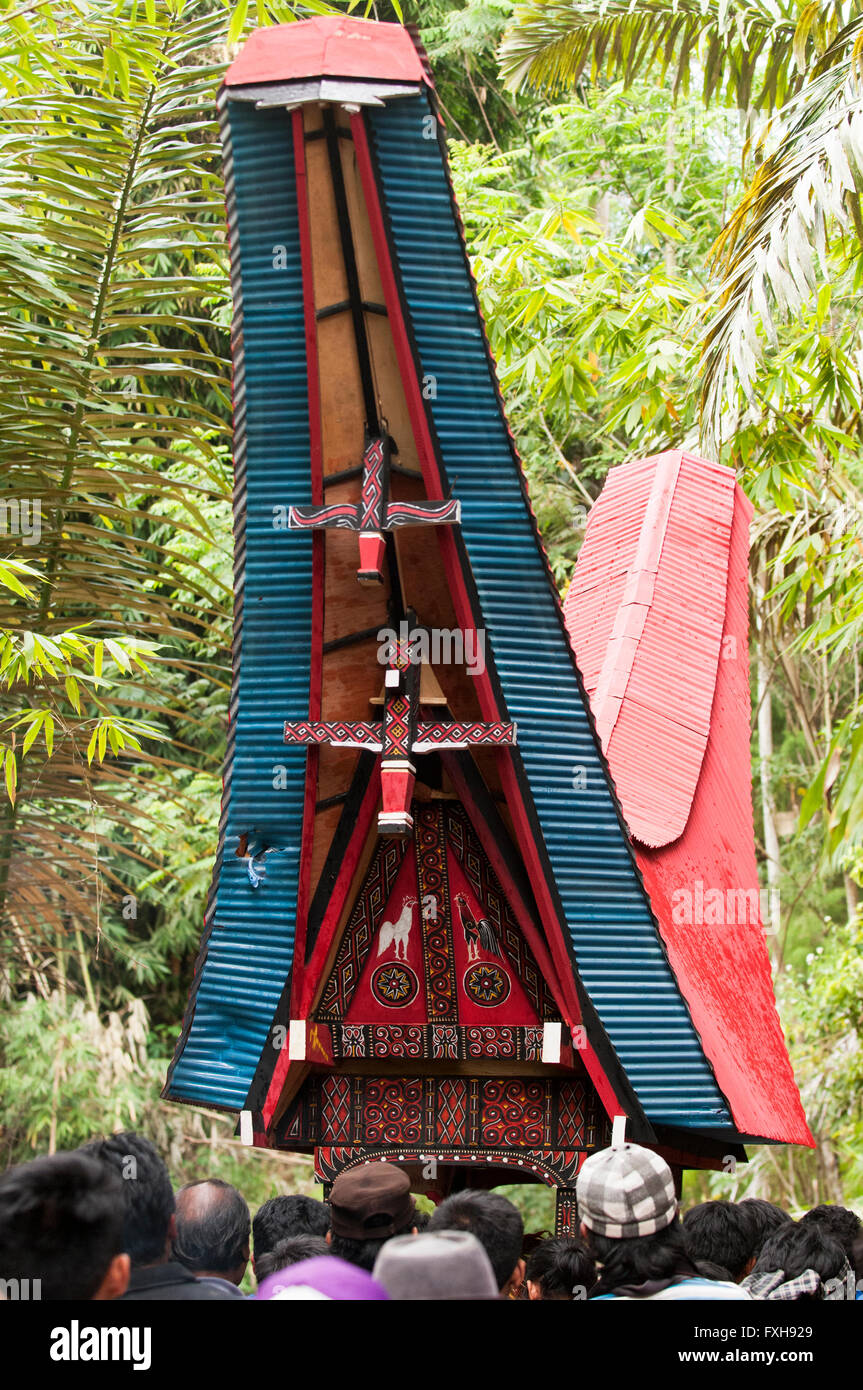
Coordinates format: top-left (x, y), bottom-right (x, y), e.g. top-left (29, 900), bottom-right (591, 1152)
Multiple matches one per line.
top-left (288, 1018), bottom-right (306, 1061)
top-left (541, 1020), bottom-right (562, 1064)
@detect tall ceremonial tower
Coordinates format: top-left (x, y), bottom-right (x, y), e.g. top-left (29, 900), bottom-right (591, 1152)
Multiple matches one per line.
top-left (165, 17), bottom-right (811, 1229)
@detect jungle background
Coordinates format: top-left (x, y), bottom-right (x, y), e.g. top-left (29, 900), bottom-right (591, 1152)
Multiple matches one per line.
top-left (0, 0), bottom-right (861, 1232)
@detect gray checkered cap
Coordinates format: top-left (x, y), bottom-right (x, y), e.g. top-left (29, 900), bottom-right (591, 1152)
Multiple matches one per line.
top-left (576, 1143), bottom-right (678, 1238)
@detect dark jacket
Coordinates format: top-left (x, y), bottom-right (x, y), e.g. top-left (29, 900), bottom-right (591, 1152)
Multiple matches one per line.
top-left (120, 1261), bottom-right (240, 1301)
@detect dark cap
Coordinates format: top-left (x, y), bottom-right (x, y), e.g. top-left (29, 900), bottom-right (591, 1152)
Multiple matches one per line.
top-left (329, 1164), bottom-right (415, 1241)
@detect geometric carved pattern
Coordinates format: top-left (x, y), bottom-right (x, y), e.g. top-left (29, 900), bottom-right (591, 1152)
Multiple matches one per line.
top-left (319, 1074), bottom-right (351, 1143)
top-left (414, 803), bottom-right (457, 1020)
top-left (277, 1074), bottom-right (606, 1154)
top-left (370, 962), bottom-right (420, 1009)
top-left (362, 1077), bottom-right (423, 1145)
top-left (313, 1146), bottom-right (589, 1189)
top-left (437, 1078), bottom-right (469, 1144)
top-left (331, 1024), bottom-right (544, 1062)
top-left (443, 803), bottom-right (559, 1020)
top-left (556, 1079), bottom-right (588, 1147)
top-left (369, 1026), bottom-right (424, 1059)
top-left (555, 1187), bottom-right (580, 1236)
top-left (317, 837), bottom-right (406, 1019)
top-left (480, 1079), bottom-right (547, 1147)
top-left (463, 962), bottom-right (511, 1007)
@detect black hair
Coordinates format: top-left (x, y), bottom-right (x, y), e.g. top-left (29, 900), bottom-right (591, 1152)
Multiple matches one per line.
top-left (738, 1197), bottom-right (792, 1256)
top-left (173, 1179), bottom-right (250, 1275)
top-left (683, 1199), bottom-right (758, 1281)
top-left (0, 1152), bottom-right (124, 1300)
top-left (798, 1204), bottom-right (862, 1256)
top-left (586, 1215), bottom-right (697, 1297)
top-left (427, 1190), bottom-right (524, 1291)
top-left (694, 1259), bottom-right (734, 1281)
top-left (255, 1234), bottom-right (331, 1281)
top-left (525, 1236), bottom-right (596, 1300)
top-left (752, 1221), bottom-right (848, 1293)
top-left (329, 1210), bottom-right (416, 1273)
top-left (253, 1194), bottom-right (329, 1256)
top-left (80, 1131), bottom-right (174, 1267)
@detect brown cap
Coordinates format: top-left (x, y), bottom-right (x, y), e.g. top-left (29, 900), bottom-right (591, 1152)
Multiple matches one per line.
top-left (329, 1164), bottom-right (415, 1241)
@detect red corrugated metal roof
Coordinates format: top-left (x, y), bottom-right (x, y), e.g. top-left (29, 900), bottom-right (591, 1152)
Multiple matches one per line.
top-left (566, 452), bottom-right (813, 1146)
top-left (566, 451), bottom-right (735, 846)
top-left (224, 17), bottom-right (428, 88)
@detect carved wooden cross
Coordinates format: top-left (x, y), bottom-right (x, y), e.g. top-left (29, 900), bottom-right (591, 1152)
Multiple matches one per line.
top-left (287, 434), bottom-right (461, 585)
top-left (284, 622), bottom-right (516, 837)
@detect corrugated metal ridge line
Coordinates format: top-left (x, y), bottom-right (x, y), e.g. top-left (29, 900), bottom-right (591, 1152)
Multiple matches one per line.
top-left (367, 93), bottom-right (732, 1128)
top-left (165, 96), bottom-right (313, 1110)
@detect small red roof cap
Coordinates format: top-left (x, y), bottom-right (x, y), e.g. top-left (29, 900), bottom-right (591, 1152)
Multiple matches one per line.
top-left (224, 16), bottom-right (428, 88)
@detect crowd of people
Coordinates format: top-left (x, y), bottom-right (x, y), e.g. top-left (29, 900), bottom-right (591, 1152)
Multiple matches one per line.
top-left (0, 1133), bottom-right (860, 1301)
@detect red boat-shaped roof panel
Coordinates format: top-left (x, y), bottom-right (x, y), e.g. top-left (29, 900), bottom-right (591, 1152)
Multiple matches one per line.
top-left (224, 16), bottom-right (429, 89)
top-left (565, 451), bottom-right (738, 847)
top-left (566, 451), bottom-right (813, 1146)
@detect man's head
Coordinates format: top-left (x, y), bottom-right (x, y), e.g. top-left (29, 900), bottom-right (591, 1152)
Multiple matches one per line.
top-left (80, 1132), bottom-right (174, 1268)
top-left (683, 1200), bottom-right (762, 1281)
top-left (575, 1143), bottom-right (696, 1291)
top-left (252, 1194), bottom-right (329, 1265)
top-left (576, 1142), bottom-right (678, 1240)
top-left (173, 1179), bottom-right (250, 1285)
top-left (427, 1190), bottom-right (524, 1295)
top-left (798, 1204), bottom-right (861, 1259)
top-left (524, 1235), bottom-right (596, 1301)
top-left (0, 1152), bottom-right (129, 1300)
top-left (326, 1165), bottom-right (416, 1272)
top-left (373, 1230), bottom-right (498, 1301)
top-left (749, 1221), bottom-right (850, 1298)
top-left (738, 1197), bottom-right (792, 1256)
top-left (254, 1234), bottom-right (331, 1282)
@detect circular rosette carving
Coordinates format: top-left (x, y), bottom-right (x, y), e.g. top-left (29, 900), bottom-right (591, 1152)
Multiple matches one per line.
top-left (370, 962), bottom-right (419, 1009)
top-left (463, 962), bottom-right (511, 1008)
top-left (480, 1079), bottom-right (546, 1147)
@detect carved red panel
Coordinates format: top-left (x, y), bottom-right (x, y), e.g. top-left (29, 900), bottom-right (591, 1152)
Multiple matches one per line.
top-left (318, 837), bottom-right (406, 1019)
top-left (479, 1079), bottom-right (548, 1147)
top-left (414, 803), bottom-right (457, 1020)
top-left (362, 1077), bottom-right (423, 1145)
top-left (436, 1078), bottom-right (469, 1144)
top-left (319, 1074), bottom-right (351, 1143)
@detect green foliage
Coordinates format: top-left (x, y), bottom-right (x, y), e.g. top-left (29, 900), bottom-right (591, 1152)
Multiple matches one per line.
top-left (500, 0), bottom-right (853, 109)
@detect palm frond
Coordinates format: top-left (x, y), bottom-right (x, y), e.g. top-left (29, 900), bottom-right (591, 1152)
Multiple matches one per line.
top-left (701, 16), bottom-right (863, 446)
top-left (500, 0), bottom-right (850, 110)
top-left (0, 0), bottom-right (235, 955)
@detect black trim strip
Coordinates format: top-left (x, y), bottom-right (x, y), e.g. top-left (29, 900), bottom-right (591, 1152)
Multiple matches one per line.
top-left (305, 124), bottom-right (352, 142)
top-left (323, 106), bottom-right (379, 433)
top-left (317, 298), bottom-right (387, 321)
top-left (322, 624), bottom-right (383, 655)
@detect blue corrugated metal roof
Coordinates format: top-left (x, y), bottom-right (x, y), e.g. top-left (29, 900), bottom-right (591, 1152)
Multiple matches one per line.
top-left (367, 93), bottom-right (731, 1131)
top-left (168, 85), bottom-right (732, 1133)
top-left (166, 99), bottom-right (313, 1109)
